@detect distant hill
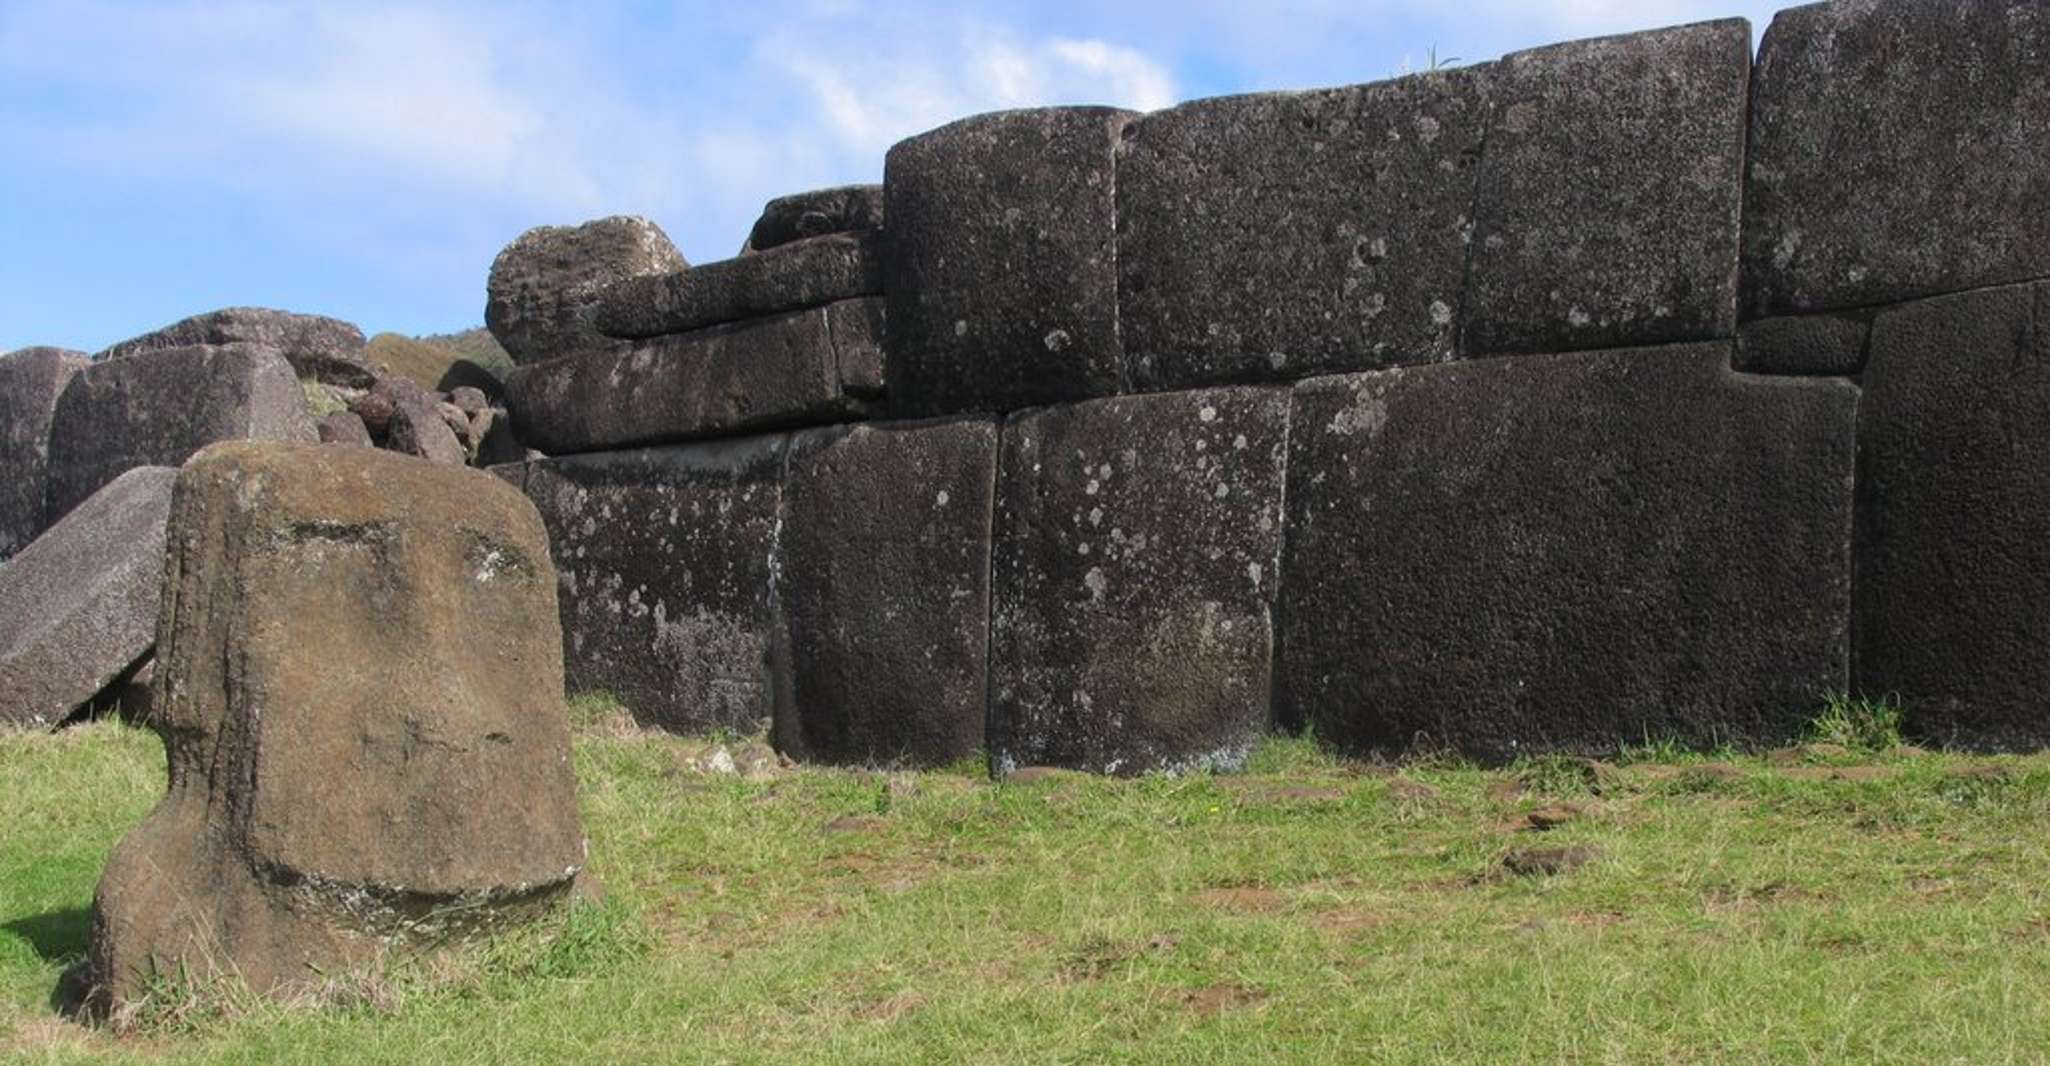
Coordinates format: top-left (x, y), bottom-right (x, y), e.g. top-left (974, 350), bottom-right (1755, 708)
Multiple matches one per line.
top-left (365, 328), bottom-right (512, 392)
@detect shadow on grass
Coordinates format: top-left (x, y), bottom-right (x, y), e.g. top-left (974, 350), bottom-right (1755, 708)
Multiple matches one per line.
top-left (4, 907), bottom-right (89, 964)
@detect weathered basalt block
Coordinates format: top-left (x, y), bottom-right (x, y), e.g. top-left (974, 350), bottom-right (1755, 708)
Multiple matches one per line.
top-left (508, 299), bottom-right (880, 454)
top-left (0, 346), bottom-right (89, 558)
top-left (84, 443), bottom-right (583, 1012)
top-left (990, 387), bottom-right (1289, 775)
top-left (1736, 313), bottom-right (1870, 376)
top-left (44, 342), bottom-right (315, 526)
top-left (742, 184), bottom-right (885, 255)
top-left (98, 307), bottom-right (371, 387)
top-left (315, 410), bottom-right (373, 446)
top-left (1744, 0), bottom-right (2050, 317)
top-left (1279, 343), bottom-right (1855, 761)
top-left (524, 437), bottom-right (787, 734)
top-left (885, 106), bottom-right (1133, 417)
top-left (775, 418), bottom-right (996, 767)
top-left (1855, 282), bottom-right (2050, 749)
top-left (596, 233), bottom-right (883, 339)
top-left (0, 466), bottom-right (175, 729)
top-left (1117, 69), bottom-right (1490, 389)
top-left (486, 215), bottom-right (687, 365)
top-left (1463, 20), bottom-right (1749, 355)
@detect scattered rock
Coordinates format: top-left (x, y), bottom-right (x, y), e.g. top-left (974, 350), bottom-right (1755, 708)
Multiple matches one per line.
top-left (384, 382), bottom-right (467, 465)
top-left (486, 215), bottom-right (687, 364)
top-left (449, 386), bottom-right (489, 415)
top-left (1501, 845), bottom-right (1597, 878)
top-left (742, 184), bottom-right (885, 255)
top-left (316, 410), bottom-right (373, 447)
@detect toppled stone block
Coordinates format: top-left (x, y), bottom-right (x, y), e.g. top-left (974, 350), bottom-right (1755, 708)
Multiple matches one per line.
top-left (775, 418), bottom-right (997, 767)
top-left (508, 299), bottom-right (880, 454)
top-left (990, 387), bottom-right (1289, 775)
top-left (0, 466), bottom-right (175, 729)
top-left (1736, 314), bottom-right (1870, 376)
top-left (1744, 0), bottom-right (2050, 316)
top-left (523, 436), bottom-right (787, 734)
top-left (44, 343), bottom-right (315, 525)
top-left (1279, 343), bottom-right (1855, 761)
top-left (1855, 282), bottom-right (2050, 749)
top-left (595, 233), bottom-right (883, 339)
top-left (1117, 69), bottom-right (1490, 389)
top-left (98, 307), bottom-right (373, 387)
top-left (84, 442), bottom-right (585, 1012)
top-left (1463, 20), bottom-right (1749, 355)
top-left (486, 215), bottom-right (687, 364)
top-left (388, 389), bottom-right (467, 465)
top-left (884, 107), bottom-right (1133, 417)
top-left (316, 410), bottom-right (373, 446)
top-left (0, 346), bottom-right (88, 558)
top-left (742, 184), bottom-right (885, 255)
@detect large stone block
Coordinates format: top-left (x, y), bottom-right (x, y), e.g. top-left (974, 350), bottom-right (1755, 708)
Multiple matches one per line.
top-left (84, 443), bottom-right (583, 1012)
top-left (44, 342), bottom-right (316, 526)
top-left (1279, 343), bottom-right (1856, 761)
top-left (990, 387), bottom-right (1289, 775)
top-left (775, 418), bottom-right (996, 766)
top-left (884, 106), bottom-right (1133, 417)
top-left (595, 234), bottom-right (883, 339)
top-left (1117, 69), bottom-right (1490, 389)
top-left (741, 184), bottom-right (885, 255)
top-left (507, 300), bottom-right (878, 455)
top-left (1462, 20), bottom-right (1748, 355)
top-left (0, 346), bottom-right (88, 558)
top-left (98, 307), bottom-right (371, 387)
top-left (1855, 282), bottom-right (2050, 749)
top-left (1744, 0), bottom-right (2050, 317)
top-left (524, 437), bottom-right (787, 734)
top-left (0, 466), bottom-right (175, 729)
top-left (486, 215), bottom-right (687, 364)
top-left (1736, 313), bottom-right (1870, 377)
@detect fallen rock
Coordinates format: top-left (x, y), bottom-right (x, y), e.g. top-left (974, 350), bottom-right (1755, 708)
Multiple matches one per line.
top-left (486, 215), bottom-right (687, 364)
top-left (1502, 845), bottom-right (1597, 878)
top-left (0, 346), bottom-right (89, 558)
top-left (435, 359), bottom-right (507, 404)
top-left (84, 441), bottom-right (585, 1013)
top-left (449, 386), bottom-right (489, 415)
top-left (97, 307), bottom-right (372, 387)
top-left (316, 410), bottom-right (373, 447)
top-left (0, 467), bottom-right (176, 729)
top-left (742, 184), bottom-right (885, 254)
top-left (595, 233), bottom-right (883, 339)
top-left (384, 382), bottom-right (467, 465)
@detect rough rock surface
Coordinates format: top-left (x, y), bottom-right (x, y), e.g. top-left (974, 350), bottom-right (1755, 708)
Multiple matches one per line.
top-left (0, 467), bottom-right (176, 729)
top-left (84, 442), bottom-right (584, 1012)
top-left (316, 410), bottom-right (373, 446)
top-left (775, 418), bottom-right (996, 766)
top-left (826, 297), bottom-right (887, 397)
top-left (595, 233), bottom-right (883, 339)
top-left (1463, 20), bottom-right (1749, 355)
top-left (98, 307), bottom-right (372, 387)
top-left (1117, 69), bottom-right (1491, 389)
top-left (884, 107), bottom-right (1134, 417)
top-left (742, 184), bottom-right (885, 255)
top-left (508, 300), bottom-right (879, 454)
top-left (523, 437), bottom-right (787, 734)
top-left (0, 346), bottom-right (89, 558)
top-left (387, 385), bottom-right (467, 465)
top-left (44, 343), bottom-right (315, 525)
top-left (990, 387), bottom-right (1289, 775)
top-left (1743, 0), bottom-right (2050, 317)
top-left (1279, 343), bottom-right (1855, 761)
top-left (486, 215), bottom-right (687, 365)
top-left (1855, 282), bottom-right (2050, 749)
top-left (1736, 314), bottom-right (1869, 376)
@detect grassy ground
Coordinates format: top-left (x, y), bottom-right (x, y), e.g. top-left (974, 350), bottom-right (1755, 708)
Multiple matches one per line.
top-left (6, 700), bottom-right (2050, 1064)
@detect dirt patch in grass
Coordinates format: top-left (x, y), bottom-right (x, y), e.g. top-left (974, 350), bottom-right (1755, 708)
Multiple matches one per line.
top-left (1182, 983), bottom-right (1268, 1015)
top-left (1780, 766), bottom-right (1900, 783)
top-left (1315, 908), bottom-right (1387, 936)
top-left (1387, 778), bottom-right (1439, 803)
top-left (1500, 845), bottom-right (1598, 878)
top-left (823, 815), bottom-right (886, 834)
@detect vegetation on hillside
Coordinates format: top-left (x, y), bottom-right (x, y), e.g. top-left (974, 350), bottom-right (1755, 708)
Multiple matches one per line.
top-left (360, 329), bottom-right (511, 393)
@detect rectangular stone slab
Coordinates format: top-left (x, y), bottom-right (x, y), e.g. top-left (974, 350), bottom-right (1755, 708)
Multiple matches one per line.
top-left (524, 436), bottom-right (787, 735)
top-left (1462, 20), bottom-right (1748, 356)
top-left (596, 232), bottom-right (883, 339)
top-left (884, 106), bottom-right (1133, 417)
top-left (1279, 343), bottom-right (1855, 761)
top-left (1855, 282), bottom-right (2050, 749)
top-left (774, 417), bottom-right (996, 767)
top-left (0, 346), bottom-right (88, 558)
top-left (990, 387), bottom-right (1290, 776)
top-left (507, 300), bottom-right (879, 455)
top-left (1116, 68), bottom-right (1490, 390)
top-left (1743, 0), bottom-right (2050, 317)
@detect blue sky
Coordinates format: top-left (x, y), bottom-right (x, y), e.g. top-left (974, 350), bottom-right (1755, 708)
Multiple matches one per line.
top-left (0, 0), bottom-right (1790, 354)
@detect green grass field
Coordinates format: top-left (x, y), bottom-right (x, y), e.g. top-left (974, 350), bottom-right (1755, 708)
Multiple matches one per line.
top-left (7, 699), bottom-right (2050, 1064)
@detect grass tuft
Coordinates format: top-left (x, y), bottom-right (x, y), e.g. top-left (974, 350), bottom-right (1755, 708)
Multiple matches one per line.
top-left (1805, 692), bottom-right (1906, 752)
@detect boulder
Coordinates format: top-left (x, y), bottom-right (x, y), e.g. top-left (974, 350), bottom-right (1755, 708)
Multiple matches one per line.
top-left (1116, 68), bottom-right (1490, 389)
top-left (1736, 314), bottom-right (1870, 376)
top-left (387, 389), bottom-right (467, 465)
top-left (435, 358), bottom-right (507, 404)
top-left (449, 386), bottom-right (489, 415)
top-left (1462, 20), bottom-right (1749, 355)
top-left (741, 184), bottom-right (885, 255)
top-left (595, 233), bottom-right (883, 339)
top-left (990, 387), bottom-right (1290, 775)
top-left (1278, 343), bottom-right (1856, 761)
top-left (316, 410), bottom-right (373, 446)
top-left (44, 343), bottom-right (315, 526)
top-left (508, 299), bottom-right (881, 455)
top-left (470, 408), bottom-right (525, 466)
top-left (884, 107), bottom-right (1134, 417)
top-left (1854, 282), bottom-right (2050, 749)
top-left (1743, 0), bottom-right (2050, 317)
top-left (0, 466), bottom-right (176, 729)
top-left (485, 215), bottom-right (687, 365)
top-left (97, 307), bottom-right (372, 387)
top-left (523, 436), bottom-right (788, 735)
top-left (775, 418), bottom-right (997, 766)
top-left (84, 442), bottom-right (585, 1012)
top-left (0, 346), bottom-right (89, 558)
